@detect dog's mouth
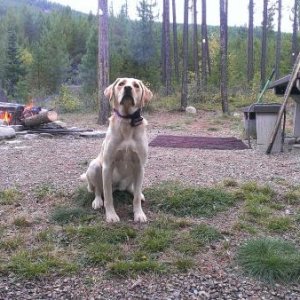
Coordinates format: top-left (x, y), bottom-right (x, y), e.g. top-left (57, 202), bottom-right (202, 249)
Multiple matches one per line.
top-left (120, 94), bottom-right (135, 106)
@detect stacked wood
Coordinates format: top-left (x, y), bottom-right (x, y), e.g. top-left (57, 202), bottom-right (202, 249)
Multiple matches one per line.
top-left (23, 111), bottom-right (58, 127)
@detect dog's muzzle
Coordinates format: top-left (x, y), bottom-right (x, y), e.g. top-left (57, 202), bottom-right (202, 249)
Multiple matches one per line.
top-left (120, 86), bottom-right (135, 105)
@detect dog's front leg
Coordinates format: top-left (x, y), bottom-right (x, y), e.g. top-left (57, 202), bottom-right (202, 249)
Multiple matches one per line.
top-left (133, 165), bottom-right (147, 223)
top-left (102, 162), bottom-right (120, 223)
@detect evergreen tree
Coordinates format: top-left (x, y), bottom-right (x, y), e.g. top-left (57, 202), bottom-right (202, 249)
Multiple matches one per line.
top-left (80, 26), bottom-right (98, 94)
top-left (4, 29), bottom-right (23, 97)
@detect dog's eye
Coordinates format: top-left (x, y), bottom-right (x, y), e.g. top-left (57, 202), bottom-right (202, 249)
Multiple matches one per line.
top-left (134, 83), bottom-right (140, 89)
top-left (119, 82), bottom-right (125, 86)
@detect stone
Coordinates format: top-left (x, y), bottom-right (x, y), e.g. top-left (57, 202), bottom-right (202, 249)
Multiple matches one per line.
top-left (186, 106), bottom-right (197, 114)
top-left (23, 134), bottom-right (39, 140)
top-left (39, 133), bottom-right (54, 138)
top-left (0, 126), bottom-right (16, 140)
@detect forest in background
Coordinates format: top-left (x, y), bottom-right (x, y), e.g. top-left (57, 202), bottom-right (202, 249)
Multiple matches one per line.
top-left (0, 0), bottom-right (296, 112)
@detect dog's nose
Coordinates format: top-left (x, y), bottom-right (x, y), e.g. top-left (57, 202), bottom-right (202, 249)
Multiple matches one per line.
top-left (124, 86), bottom-right (132, 94)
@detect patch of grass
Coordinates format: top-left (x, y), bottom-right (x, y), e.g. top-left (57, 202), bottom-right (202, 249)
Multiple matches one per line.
top-left (51, 206), bottom-right (93, 225)
top-left (0, 236), bottom-right (23, 251)
top-left (7, 249), bottom-right (78, 278)
top-left (146, 182), bottom-right (237, 218)
top-left (174, 257), bottom-right (195, 272)
top-left (69, 224), bottom-right (137, 245)
top-left (190, 224), bottom-right (222, 246)
top-left (284, 190), bottom-right (300, 205)
top-left (108, 260), bottom-right (165, 277)
top-left (0, 188), bottom-right (20, 205)
top-left (223, 178), bottom-right (239, 188)
top-left (232, 221), bottom-right (257, 234)
top-left (13, 216), bottom-right (31, 228)
top-left (236, 238), bottom-right (300, 283)
top-left (266, 217), bottom-right (293, 232)
top-left (140, 227), bottom-right (173, 253)
top-left (34, 184), bottom-right (56, 200)
top-left (73, 186), bottom-right (95, 207)
top-left (85, 242), bottom-right (124, 265)
top-left (243, 203), bottom-right (272, 221)
top-left (240, 182), bottom-right (275, 204)
top-left (36, 229), bottom-right (55, 243)
top-left (173, 235), bottom-right (199, 255)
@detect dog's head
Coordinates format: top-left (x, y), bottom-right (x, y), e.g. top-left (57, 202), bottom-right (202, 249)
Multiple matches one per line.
top-left (104, 78), bottom-right (153, 115)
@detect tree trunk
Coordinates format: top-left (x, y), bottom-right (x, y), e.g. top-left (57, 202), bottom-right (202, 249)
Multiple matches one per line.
top-left (261, 0), bottom-right (268, 87)
top-left (220, 0), bottom-right (229, 114)
top-left (201, 0), bottom-right (207, 87)
top-left (172, 0), bottom-right (180, 82)
top-left (98, 0), bottom-right (110, 125)
top-left (181, 0), bottom-right (189, 110)
top-left (291, 0), bottom-right (298, 66)
top-left (275, 0), bottom-right (282, 79)
top-left (163, 0), bottom-right (172, 95)
top-left (247, 0), bottom-right (254, 82)
top-left (193, 0), bottom-right (200, 89)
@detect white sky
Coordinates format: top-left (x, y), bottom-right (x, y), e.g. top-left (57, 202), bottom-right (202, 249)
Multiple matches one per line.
top-left (51, 0), bottom-right (295, 33)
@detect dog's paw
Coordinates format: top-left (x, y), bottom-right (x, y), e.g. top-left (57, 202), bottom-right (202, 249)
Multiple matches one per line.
top-left (92, 197), bottom-right (103, 210)
top-left (106, 211), bottom-right (120, 223)
top-left (141, 193), bottom-right (145, 202)
top-left (134, 210), bottom-right (147, 223)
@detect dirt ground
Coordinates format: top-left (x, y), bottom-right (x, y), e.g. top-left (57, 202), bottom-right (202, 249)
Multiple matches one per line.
top-left (1, 110), bottom-right (300, 299)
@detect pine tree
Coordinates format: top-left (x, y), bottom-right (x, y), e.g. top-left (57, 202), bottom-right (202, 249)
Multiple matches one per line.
top-left (5, 29), bottom-right (23, 97)
top-left (80, 26), bottom-right (98, 94)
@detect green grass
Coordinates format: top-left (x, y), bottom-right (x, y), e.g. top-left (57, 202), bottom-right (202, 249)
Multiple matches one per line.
top-left (0, 236), bottom-right (23, 251)
top-left (34, 184), bottom-right (56, 200)
top-left (284, 190), bottom-right (300, 205)
top-left (232, 221), bottom-right (257, 234)
top-left (13, 216), bottom-right (31, 228)
top-left (190, 224), bottom-right (222, 246)
top-left (173, 235), bottom-right (199, 255)
top-left (237, 238), bottom-right (300, 283)
top-left (223, 178), bottom-right (239, 188)
top-left (174, 257), bottom-right (195, 272)
top-left (146, 182), bottom-right (237, 218)
top-left (85, 242), bottom-right (124, 265)
top-left (51, 206), bottom-right (94, 225)
top-left (7, 249), bottom-right (78, 278)
top-left (266, 217), bottom-right (293, 232)
top-left (73, 186), bottom-right (95, 207)
top-left (240, 182), bottom-right (275, 204)
top-left (67, 224), bottom-right (137, 245)
top-left (0, 188), bottom-right (20, 205)
top-left (140, 227), bottom-right (173, 253)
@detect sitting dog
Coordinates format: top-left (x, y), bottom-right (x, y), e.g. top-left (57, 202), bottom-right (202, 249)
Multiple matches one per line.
top-left (81, 78), bottom-right (153, 222)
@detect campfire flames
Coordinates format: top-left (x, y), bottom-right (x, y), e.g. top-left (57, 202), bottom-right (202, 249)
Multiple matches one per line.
top-left (0, 111), bottom-right (12, 125)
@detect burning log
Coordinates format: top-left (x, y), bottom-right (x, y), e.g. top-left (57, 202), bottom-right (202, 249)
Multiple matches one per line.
top-left (23, 110), bottom-right (58, 127)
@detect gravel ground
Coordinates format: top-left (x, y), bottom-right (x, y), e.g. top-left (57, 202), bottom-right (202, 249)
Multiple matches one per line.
top-left (1, 110), bottom-right (300, 299)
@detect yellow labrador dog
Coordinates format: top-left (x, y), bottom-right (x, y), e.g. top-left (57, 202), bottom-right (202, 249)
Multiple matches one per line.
top-left (81, 78), bottom-right (153, 222)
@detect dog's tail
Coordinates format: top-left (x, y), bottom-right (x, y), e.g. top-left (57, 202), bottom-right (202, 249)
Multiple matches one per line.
top-left (80, 173), bottom-right (87, 181)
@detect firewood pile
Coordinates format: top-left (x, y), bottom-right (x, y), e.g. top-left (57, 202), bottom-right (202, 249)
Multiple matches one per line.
top-left (0, 102), bottom-right (105, 139)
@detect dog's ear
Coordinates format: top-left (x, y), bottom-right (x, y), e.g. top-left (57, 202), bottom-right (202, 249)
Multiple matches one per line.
top-left (140, 81), bottom-right (153, 105)
top-left (104, 78), bottom-right (120, 101)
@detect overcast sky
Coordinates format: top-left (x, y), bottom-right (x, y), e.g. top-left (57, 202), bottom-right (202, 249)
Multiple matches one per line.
top-left (51, 0), bottom-right (295, 33)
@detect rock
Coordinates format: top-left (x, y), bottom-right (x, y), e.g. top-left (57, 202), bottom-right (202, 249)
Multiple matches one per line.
top-left (0, 126), bottom-right (16, 140)
top-left (186, 106), bottom-right (197, 114)
top-left (9, 125), bottom-right (24, 132)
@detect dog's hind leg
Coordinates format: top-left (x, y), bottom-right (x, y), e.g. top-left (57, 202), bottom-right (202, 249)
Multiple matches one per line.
top-left (92, 187), bottom-right (104, 210)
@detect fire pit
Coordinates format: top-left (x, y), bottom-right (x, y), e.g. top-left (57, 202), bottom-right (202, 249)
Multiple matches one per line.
top-left (0, 101), bottom-right (106, 140)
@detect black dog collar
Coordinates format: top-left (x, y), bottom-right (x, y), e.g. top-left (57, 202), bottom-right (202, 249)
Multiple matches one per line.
top-left (113, 108), bottom-right (143, 127)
